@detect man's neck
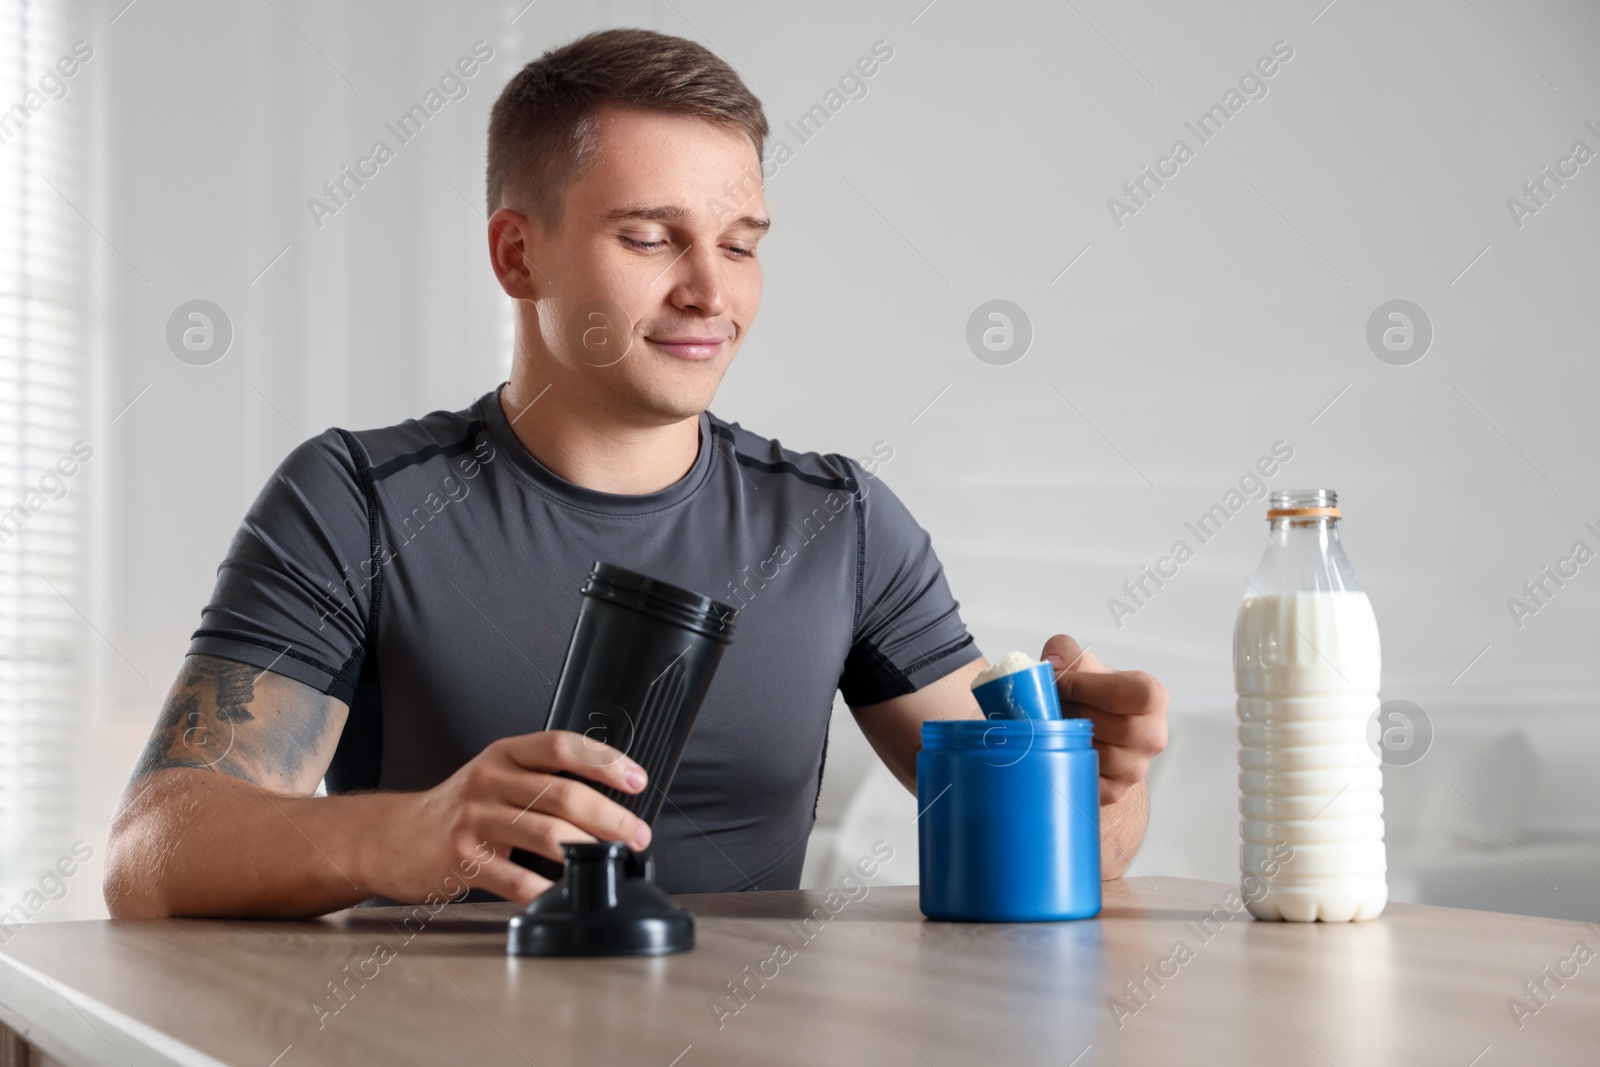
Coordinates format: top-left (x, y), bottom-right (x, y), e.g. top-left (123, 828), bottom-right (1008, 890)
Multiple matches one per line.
top-left (499, 375), bottom-right (702, 495)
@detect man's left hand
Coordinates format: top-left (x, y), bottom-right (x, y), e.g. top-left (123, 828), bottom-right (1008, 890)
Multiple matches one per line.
top-left (1041, 634), bottom-right (1168, 805)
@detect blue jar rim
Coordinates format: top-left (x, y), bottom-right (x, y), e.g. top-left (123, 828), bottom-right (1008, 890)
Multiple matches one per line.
top-left (920, 717), bottom-right (1093, 751)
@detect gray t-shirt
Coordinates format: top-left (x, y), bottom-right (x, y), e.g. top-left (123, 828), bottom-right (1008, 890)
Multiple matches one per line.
top-left (188, 385), bottom-right (980, 893)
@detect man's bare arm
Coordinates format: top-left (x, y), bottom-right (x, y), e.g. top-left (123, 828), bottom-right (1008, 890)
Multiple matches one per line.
top-left (1097, 777), bottom-right (1150, 880)
top-left (105, 653), bottom-right (379, 919)
top-left (128, 654), bottom-right (344, 791)
top-left (105, 654), bottom-right (659, 920)
top-left (848, 655), bottom-right (985, 794)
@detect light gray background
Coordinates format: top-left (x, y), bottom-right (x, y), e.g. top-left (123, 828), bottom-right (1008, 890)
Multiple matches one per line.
top-left (50, 0), bottom-right (1600, 917)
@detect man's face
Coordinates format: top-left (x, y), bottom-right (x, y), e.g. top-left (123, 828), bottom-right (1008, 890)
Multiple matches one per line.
top-left (513, 106), bottom-right (768, 423)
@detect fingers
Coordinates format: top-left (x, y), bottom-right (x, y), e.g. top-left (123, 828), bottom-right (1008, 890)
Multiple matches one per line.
top-left (1080, 702), bottom-right (1169, 753)
top-left (1059, 666), bottom-right (1169, 721)
top-left (1041, 634), bottom-right (1106, 676)
top-left (1040, 633), bottom-right (1169, 806)
top-left (1042, 635), bottom-right (1169, 720)
top-left (497, 806), bottom-right (601, 860)
top-left (469, 854), bottom-right (552, 905)
top-left (496, 730), bottom-right (649, 794)
top-left (1068, 684), bottom-right (1171, 799)
top-left (503, 772), bottom-right (652, 851)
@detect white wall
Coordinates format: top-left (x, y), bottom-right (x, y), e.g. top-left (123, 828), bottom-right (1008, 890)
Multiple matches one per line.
top-left (62, 0), bottom-right (1600, 915)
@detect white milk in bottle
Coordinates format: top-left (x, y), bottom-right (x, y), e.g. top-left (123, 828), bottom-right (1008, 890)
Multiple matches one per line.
top-left (1234, 489), bottom-right (1386, 922)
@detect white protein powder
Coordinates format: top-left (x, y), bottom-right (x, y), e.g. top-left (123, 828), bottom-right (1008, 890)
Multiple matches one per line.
top-left (971, 649), bottom-right (1040, 688)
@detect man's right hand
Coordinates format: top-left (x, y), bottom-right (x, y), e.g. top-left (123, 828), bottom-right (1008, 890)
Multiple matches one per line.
top-left (376, 731), bottom-right (653, 905)
top-left (106, 654), bottom-right (655, 919)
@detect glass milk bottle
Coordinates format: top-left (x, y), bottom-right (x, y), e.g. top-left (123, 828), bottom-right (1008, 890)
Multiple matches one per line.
top-left (1233, 489), bottom-right (1387, 922)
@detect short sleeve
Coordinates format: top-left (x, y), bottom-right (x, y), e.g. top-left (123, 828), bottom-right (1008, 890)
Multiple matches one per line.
top-left (186, 429), bottom-right (374, 703)
top-left (836, 457), bottom-right (980, 707)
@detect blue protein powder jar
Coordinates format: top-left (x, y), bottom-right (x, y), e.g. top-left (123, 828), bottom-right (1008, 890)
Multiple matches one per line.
top-left (918, 718), bottom-right (1102, 922)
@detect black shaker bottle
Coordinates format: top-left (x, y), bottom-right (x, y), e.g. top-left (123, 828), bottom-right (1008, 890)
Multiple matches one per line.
top-left (514, 562), bottom-right (738, 882)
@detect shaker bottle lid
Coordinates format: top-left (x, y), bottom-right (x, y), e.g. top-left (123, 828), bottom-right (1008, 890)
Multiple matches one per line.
top-left (507, 841), bottom-right (694, 957)
top-left (583, 561), bottom-right (739, 642)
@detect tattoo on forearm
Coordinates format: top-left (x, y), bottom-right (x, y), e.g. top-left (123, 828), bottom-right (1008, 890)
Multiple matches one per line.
top-left (190, 658), bottom-right (257, 724)
top-left (130, 654), bottom-right (336, 791)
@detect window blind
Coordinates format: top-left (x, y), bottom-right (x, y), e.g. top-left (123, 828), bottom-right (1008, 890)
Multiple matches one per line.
top-left (0, 0), bottom-right (88, 898)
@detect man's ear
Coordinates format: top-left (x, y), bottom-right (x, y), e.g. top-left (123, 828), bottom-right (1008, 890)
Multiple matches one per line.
top-left (488, 208), bottom-right (542, 300)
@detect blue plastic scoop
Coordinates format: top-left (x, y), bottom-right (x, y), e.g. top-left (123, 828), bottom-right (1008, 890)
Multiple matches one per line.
top-left (971, 661), bottom-right (1064, 721)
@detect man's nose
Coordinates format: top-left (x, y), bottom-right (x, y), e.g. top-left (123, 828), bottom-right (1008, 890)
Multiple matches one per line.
top-left (663, 243), bottom-right (730, 318)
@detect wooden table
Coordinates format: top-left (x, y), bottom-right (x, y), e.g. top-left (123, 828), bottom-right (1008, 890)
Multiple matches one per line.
top-left (1, 876), bottom-right (1596, 1066)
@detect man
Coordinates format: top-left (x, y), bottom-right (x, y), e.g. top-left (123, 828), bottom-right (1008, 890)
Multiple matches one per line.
top-left (104, 28), bottom-right (1167, 919)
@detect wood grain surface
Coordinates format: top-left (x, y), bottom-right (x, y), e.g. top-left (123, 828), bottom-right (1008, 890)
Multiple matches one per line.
top-left (1, 876), bottom-right (1597, 1066)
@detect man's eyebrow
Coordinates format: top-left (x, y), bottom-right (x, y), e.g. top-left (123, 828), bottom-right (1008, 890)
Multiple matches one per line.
top-left (599, 203), bottom-right (771, 232)
top-left (600, 203), bottom-right (694, 224)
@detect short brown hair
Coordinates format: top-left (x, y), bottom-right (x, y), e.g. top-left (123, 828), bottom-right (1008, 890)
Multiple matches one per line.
top-left (485, 28), bottom-right (768, 227)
